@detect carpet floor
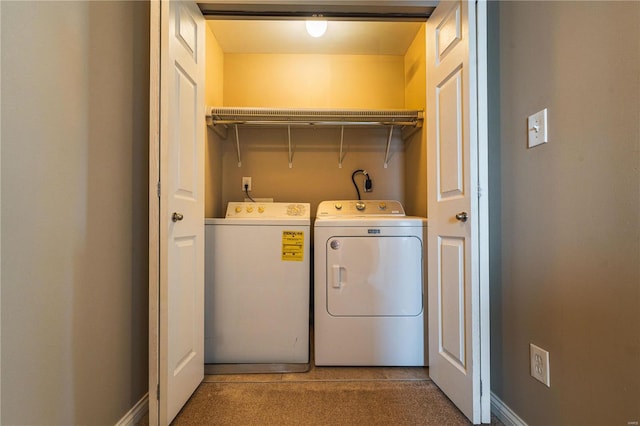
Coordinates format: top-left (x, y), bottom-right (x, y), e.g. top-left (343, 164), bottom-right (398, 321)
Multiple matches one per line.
top-left (171, 379), bottom-right (471, 425)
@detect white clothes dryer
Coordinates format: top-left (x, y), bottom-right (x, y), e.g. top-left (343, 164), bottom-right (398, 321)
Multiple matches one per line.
top-left (314, 200), bottom-right (427, 366)
top-left (205, 202), bottom-right (310, 373)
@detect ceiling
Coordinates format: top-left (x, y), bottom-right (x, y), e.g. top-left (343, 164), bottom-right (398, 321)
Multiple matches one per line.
top-left (206, 20), bottom-right (424, 55)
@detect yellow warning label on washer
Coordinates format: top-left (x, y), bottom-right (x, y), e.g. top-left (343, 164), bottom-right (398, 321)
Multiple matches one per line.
top-left (282, 231), bottom-right (304, 261)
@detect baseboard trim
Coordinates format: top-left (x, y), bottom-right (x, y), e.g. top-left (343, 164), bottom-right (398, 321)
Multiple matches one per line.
top-left (116, 393), bottom-right (148, 426)
top-left (491, 391), bottom-right (527, 426)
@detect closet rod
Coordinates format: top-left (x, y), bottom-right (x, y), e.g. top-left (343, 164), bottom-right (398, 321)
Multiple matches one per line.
top-left (210, 120), bottom-right (419, 127)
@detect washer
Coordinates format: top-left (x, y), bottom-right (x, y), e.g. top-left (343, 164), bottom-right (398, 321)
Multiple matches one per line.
top-left (205, 202), bottom-right (310, 371)
top-left (314, 200), bottom-right (427, 366)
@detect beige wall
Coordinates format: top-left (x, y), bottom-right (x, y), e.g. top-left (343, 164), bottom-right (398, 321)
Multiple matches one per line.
top-left (205, 26), bottom-right (225, 218)
top-left (205, 27), bottom-right (224, 108)
top-left (216, 52), bottom-right (410, 216)
top-left (403, 24), bottom-right (427, 217)
top-left (1, 1), bottom-right (149, 424)
top-left (490, 2), bottom-right (640, 424)
top-left (220, 127), bottom-right (405, 216)
top-left (223, 53), bottom-right (405, 108)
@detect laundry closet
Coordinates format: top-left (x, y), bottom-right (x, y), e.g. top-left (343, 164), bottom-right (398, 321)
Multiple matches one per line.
top-left (203, 20), bottom-right (428, 219)
top-left (201, 17), bottom-right (430, 373)
top-left (152, 1), bottom-right (489, 423)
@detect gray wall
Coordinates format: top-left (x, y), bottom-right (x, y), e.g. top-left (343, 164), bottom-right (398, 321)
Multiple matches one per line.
top-left (1, 1), bottom-right (149, 424)
top-left (490, 1), bottom-right (640, 424)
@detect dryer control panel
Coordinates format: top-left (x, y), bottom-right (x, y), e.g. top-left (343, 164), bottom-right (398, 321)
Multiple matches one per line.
top-left (225, 202), bottom-right (309, 219)
top-left (316, 200), bottom-right (405, 217)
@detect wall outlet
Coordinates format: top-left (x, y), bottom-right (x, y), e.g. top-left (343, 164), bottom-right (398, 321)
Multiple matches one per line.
top-left (530, 343), bottom-right (551, 387)
top-left (242, 176), bottom-right (252, 191)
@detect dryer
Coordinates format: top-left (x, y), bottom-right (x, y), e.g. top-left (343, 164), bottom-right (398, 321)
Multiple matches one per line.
top-left (205, 202), bottom-right (310, 372)
top-left (314, 200), bottom-right (427, 366)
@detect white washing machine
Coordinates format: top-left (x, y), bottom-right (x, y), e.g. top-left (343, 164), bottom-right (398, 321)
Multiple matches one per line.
top-left (314, 200), bottom-right (427, 366)
top-left (205, 202), bottom-right (310, 372)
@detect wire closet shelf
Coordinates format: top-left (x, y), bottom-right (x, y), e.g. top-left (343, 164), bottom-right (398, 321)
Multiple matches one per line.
top-left (205, 107), bottom-right (424, 168)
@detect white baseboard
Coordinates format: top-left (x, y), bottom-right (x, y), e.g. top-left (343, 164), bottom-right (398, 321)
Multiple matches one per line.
top-left (116, 393), bottom-right (148, 426)
top-left (491, 391), bottom-right (527, 426)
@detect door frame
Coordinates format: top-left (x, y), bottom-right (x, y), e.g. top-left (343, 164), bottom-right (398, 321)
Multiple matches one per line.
top-left (148, 1), bottom-right (491, 424)
top-left (148, 1), bottom-right (160, 424)
top-left (476, 1), bottom-right (491, 420)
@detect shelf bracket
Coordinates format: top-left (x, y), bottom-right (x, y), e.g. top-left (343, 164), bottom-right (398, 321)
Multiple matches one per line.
top-left (211, 122), bottom-right (228, 139)
top-left (206, 108), bottom-right (229, 139)
top-left (287, 125), bottom-right (293, 168)
top-left (401, 124), bottom-right (420, 141)
top-left (235, 125), bottom-right (241, 167)
top-left (384, 125), bottom-right (394, 168)
top-left (338, 126), bottom-right (345, 169)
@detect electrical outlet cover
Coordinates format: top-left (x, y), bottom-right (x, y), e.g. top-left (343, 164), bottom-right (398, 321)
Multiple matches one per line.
top-left (242, 176), bottom-right (252, 191)
top-left (530, 343), bottom-right (551, 387)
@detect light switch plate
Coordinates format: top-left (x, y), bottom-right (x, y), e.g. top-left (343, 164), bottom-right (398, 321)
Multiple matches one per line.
top-left (528, 108), bottom-right (548, 148)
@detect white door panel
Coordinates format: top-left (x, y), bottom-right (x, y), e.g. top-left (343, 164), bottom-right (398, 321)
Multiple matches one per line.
top-left (173, 69), bottom-right (198, 195)
top-left (150, 0), bottom-right (205, 424)
top-left (437, 68), bottom-right (464, 199)
top-left (164, 0), bottom-right (205, 422)
top-left (439, 236), bottom-right (466, 371)
top-left (427, 1), bottom-right (489, 423)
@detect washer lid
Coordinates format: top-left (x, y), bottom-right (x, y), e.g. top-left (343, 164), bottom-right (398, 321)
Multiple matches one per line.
top-left (316, 200), bottom-right (405, 217)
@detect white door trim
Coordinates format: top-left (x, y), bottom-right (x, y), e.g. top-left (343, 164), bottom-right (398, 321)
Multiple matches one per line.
top-left (0, 1), bottom-right (3, 422)
top-left (475, 1), bottom-right (491, 422)
top-left (148, 1), bottom-right (161, 424)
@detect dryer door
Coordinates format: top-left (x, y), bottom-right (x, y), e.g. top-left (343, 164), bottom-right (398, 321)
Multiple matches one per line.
top-left (326, 236), bottom-right (423, 317)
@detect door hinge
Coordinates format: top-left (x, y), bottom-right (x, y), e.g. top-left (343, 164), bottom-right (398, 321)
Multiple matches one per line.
top-left (157, 181), bottom-right (161, 198)
top-left (156, 384), bottom-right (160, 400)
top-left (480, 380), bottom-right (483, 396)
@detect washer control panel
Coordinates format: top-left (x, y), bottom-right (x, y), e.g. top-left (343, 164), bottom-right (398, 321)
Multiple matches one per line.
top-left (225, 202), bottom-right (309, 219)
top-left (316, 200), bottom-right (405, 217)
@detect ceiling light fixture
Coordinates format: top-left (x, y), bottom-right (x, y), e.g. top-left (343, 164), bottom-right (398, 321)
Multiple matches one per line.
top-left (305, 15), bottom-right (327, 38)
